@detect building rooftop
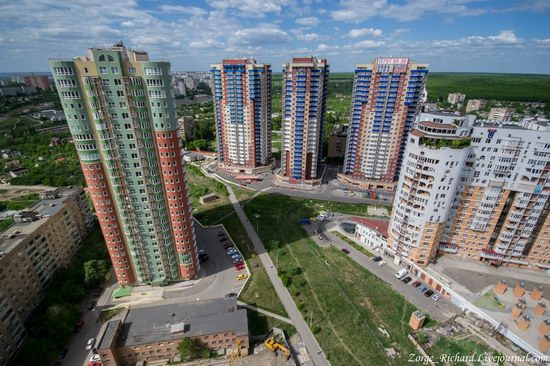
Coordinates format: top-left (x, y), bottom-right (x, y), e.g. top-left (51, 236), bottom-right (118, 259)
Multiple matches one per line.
top-left (330, 124), bottom-right (349, 137)
top-left (351, 217), bottom-right (389, 238)
top-left (0, 187), bottom-right (82, 255)
top-left (113, 298), bottom-right (247, 348)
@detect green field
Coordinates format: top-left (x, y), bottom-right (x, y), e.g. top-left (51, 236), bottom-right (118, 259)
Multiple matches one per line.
top-left (243, 193), bottom-right (421, 366)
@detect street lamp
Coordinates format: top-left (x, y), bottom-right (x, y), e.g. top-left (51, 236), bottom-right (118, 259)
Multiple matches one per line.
top-left (254, 214), bottom-right (260, 234)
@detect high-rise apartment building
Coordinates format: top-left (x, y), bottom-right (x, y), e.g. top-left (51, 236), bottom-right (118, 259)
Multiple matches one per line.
top-left (466, 99), bottom-right (486, 113)
top-left (278, 57), bottom-right (329, 185)
top-left (488, 107), bottom-right (514, 122)
top-left (50, 43), bottom-right (199, 286)
top-left (340, 58), bottom-right (428, 190)
top-left (211, 59), bottom-right (273, 174)
top-left (23, 74), bottom-right (51, 91)
top-left (388, 112), bottom-right (550, 269)
top-left (0, 187), bottom-right (93, 365)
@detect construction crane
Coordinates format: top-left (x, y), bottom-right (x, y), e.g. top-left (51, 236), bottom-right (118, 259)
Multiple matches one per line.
top-left (264, 337), bottom-right (291, 360)
top-left (227, 339), bottom-right (244, 366)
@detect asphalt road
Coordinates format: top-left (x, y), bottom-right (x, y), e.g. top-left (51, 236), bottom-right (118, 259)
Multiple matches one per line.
top-left (226, 185), bottom-right (330, 366)
top-left (318, 220), bottom-right (461, 322)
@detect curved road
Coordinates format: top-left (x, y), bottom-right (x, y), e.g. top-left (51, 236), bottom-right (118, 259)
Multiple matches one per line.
top-left (224, 184), bottom-right (330, 366)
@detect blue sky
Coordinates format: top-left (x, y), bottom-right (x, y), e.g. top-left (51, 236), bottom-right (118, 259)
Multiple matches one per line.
top-left (0, 0), bottom-right (549, 73)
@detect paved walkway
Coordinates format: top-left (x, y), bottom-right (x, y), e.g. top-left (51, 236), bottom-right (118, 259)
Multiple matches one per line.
top-left (237, 301), bottom-right (293, 324)
top-left (225, 185), bottom-right (330, 366)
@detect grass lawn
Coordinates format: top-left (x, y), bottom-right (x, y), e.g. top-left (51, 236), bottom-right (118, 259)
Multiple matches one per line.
top-left (0, 193), bottom-right (40, 211)
top-left (473, 289), bottom-right (506, 312)
top-left (425, 334), bottom-right (490, 366)
top-left (243, 193), bottom-right (419, 366)
top-left (331, 230), bottom-right (374, 257)
top-left (247, 310), bottom-right (296, 338)
top-left (0, 218), bottom-right (14, 232)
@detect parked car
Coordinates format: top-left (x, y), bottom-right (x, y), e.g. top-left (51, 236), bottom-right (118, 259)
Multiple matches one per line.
top-left (220, 237), bottom-right (229, 242)
top-left (90, 355), bottom-right (101, 362)
top-left (198, 249), bottom-right (206, 256)
top-left (232, 257), bottom-right (243, 264)
top-left (93, 288), bottom-right (102, 297)
top-left (401, 276), bottom-right (412, 284)
top-left (395, 269), bottom-right (408, 279)
top-left (223, 244), bottom-right (234, 250)
top-left (317, 235), bottom-right (323, 240)
top-left (418, 285), bottom-right (428, 293)
top-left (86, 337), bottom-right (95, 351)
top-left (432, 294), bottom-right (442, 302)
top-left (225, 293), bottom-right (237, 298)
top-left (199, 255), bottom-right (209, 263)
top-left (236, 274), bottom-right (248, 280)
top-left (227, 249), bottom-right (237, 255)
top-left (341, 248), bottom-right (350, 254)
top-left (378, 260), bottom-right (386, 267)
top-left (74, 320), bottom-right (85, 333)
top-left (233, 261), bottom-right (244, 267)
top-left (86, 301), bottom-right (96, 311)
top-left (235, 264), bottom-right (245, 271)
top-left (411, 281), bottom-right (422, 288)
top-left (217, 231), bottom-right (225, 236)
top-left (372, 256), bottom-right (382, 262)
top-left (425, 290), bottom-right (435, 297)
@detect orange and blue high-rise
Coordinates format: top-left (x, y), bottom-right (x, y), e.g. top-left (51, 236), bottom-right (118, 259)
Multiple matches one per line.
top-left (339, 57), bottom-right (428, 190)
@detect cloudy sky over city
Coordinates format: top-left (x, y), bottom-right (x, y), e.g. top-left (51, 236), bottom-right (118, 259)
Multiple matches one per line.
top-left (1, 0), bottom-right (549, 73)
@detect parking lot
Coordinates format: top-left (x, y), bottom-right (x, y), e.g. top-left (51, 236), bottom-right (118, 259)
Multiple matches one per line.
top-left (304, 216), bottom-right (461, 322)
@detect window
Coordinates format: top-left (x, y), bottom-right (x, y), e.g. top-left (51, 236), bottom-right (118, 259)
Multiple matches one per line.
top-left (114, 79), bottom-right (122, 86)
top-left (111, 66), bottom-right (119, 74)
top-left (148, 90), bottom-right (166, 98)
top-left (144, 67), bottom-right (162, 75)
top-left (146, 79), bottom-right (164, 87)
top-left (57, 79), bottom-right (76, 87)
top-left (99, 66), bottom-right (107, 74)
top-left (61, 91), bottom-right (80, 99)
top-left (128, 67), bottom-right (136, 74)
top-left (53, 66), bottom-right (73, 75)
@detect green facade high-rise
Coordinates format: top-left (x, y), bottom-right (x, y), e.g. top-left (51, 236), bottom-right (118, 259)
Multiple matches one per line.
top-left (50, 42), bottom-right (199, 285)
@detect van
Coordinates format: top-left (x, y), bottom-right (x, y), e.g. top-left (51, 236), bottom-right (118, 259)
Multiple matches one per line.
top-left (395, 269), bottom-right (408, 279)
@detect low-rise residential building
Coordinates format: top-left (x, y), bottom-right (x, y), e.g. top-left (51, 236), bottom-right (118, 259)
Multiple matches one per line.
top-left (327, 124), bottom-right (348, 159)
top-left (466, 99), bottom-right (487, 113)
top-left (488, 107), bottom-right (514, 122)
top-left (178, 116), bottom-right (194, 140)
top-left (351, 217), bottom-right (389, 251)
top-left (32, 109), bottom-right (66, 121)
top-left (96, 298), bottom-right (249, 366)
top-left (0, 187), bottom-right (93, 364)
top-left (388, 112), bottom-right (550, 270)
top-left (447, 92), bottom-right (466, 105)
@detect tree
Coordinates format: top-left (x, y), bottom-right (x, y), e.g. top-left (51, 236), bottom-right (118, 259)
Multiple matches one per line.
top-left (84, 259), bottom-right (109, 286)
top-left (178, 338), bottom-right (205, 361)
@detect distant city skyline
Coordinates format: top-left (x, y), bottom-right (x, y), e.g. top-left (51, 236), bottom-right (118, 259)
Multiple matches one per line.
top-left (1, 0), bottom-right (549, 74)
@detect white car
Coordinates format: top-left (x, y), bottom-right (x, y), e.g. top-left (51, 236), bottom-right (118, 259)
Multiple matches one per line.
top-left (378, 260), bottom-right (386, 267)
top-left (86, 337), bottom-right (95, 351)
top-left (90, 354), bottom-right (101, 362)
top-left (432, 294), bottom-right (442, 302)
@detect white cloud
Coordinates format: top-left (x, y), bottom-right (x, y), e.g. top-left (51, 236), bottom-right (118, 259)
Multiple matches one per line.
top-left (189, 39), bottom-right (224, 49)
top-left (352, 40), bottom-right (385, 48)
top-left (348, 28), bottom-right (383, 38)
top-left (233, 25), bottom-right (289, 45)
top-left (296, 33), bottom-right (320, 42)
top-left (295, 17), bottom-right (319, 26)
top-left (157, 5), bottom-right (208, 17)
top-left (206, 0), bottom-right (288, 16)
top-left (331, 0), bottom-right (487, 22)
top-left (533, 39), bottom-right (550, 47)
top-left (390, 28), bottom-right (410, 37)
top-left (433, 30), bottom-right (523, 48)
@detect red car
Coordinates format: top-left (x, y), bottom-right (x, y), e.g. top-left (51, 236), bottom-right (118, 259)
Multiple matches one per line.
top-left (411, 281), bottom-right (422, 288)
top-left (233, 261), bottom-right (243, 267)
top-left (235, 265), bottom-right (245, 271)
top-left (341, 248), bottom-right (350, 254)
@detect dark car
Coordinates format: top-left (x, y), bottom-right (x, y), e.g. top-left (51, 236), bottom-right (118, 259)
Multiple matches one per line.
top-left (225, 293), bottom-right (237, 298)
top-left (58, 348), bottom-right (68, 360)
top-left (341, 248), bottom-right (350, 254)
top-left (223, 244), bottom-right (234, 249)
top-left (74, 320), bottom-right (85, 333)
top-left (86, 301), bottom-right (96, 311)
top-left (199, 255), bottom-right (209, 263)
top-left (220, 237), bottom-right (229, 242)
top-left (424, 290), bottom-right (435, 297)
top-left (93, 288), bottom-right (102, 297)
top-left (411, 281), bottom-right (422, 288)
top-left (402, 276), bottom-right (412, 284)
top-left (372, 256), bottom-right (382, 262)
top-left (217, 231), bottom-right (225, 236)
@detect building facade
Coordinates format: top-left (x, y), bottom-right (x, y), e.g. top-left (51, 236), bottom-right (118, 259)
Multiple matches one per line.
top-left (388, 112), bottom-right (550, 269)
top-left (211, 59), bottom-right (273, 174)
top-left (50, 43), bottom-right (199, 285)
top-left (278, 57), bottom-right (329, 185)
top-left (178, 116), bottom-right (194, 140)
top-left (0, 188), bottom-right (93, 365)
top-left (96, 298), bottom-right (249, 366)
top-left (466, 99), bottom-right (486, 113)
top-left (23, 75), bottom-right (51, 91)
top-left (327, 124), bottom-right (348, 159)
top-left (447, 92), bottom-right (466, 105)
top-left (489, 107), bottom-right (514, 122)
top-left (340, 58), bottom-right (428, 190)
